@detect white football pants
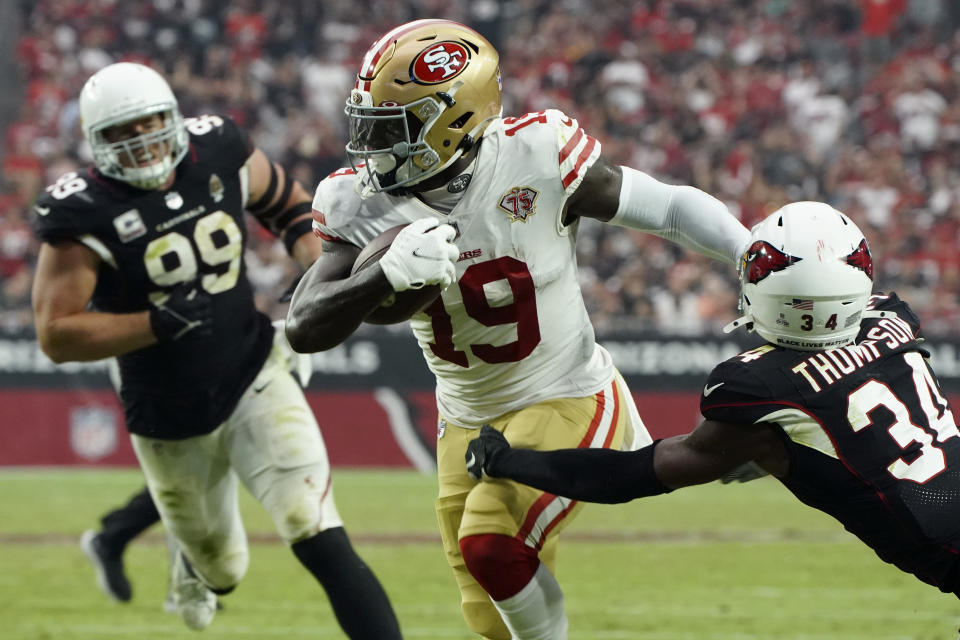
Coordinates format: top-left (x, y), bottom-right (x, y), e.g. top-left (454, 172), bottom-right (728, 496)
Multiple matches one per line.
top-left (131, 343), bottom-right (341, 590)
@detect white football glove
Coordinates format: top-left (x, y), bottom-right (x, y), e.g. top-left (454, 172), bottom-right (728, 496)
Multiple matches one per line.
top-left (378, 218), bottom-right (459, 292)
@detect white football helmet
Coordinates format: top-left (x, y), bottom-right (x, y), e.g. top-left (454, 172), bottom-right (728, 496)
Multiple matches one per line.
top-left (723, 202), bottom-right (874, 351)
top-left (79, 62), bottom-right (188, 190)
top-left (345, 19), bottom-right (502, 193)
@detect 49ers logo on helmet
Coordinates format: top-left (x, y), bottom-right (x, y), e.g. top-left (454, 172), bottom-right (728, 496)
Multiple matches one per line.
top-left (410, 41), bottom-right (470, 84)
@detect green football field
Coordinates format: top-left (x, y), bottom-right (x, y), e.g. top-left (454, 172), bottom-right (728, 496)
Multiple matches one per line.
top-left (1, 468), bottom-right (956, 639)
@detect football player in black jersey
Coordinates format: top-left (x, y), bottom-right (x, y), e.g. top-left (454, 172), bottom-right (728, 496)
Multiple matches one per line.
top-left (466, 202), bottom-right (960, 621)
top-left (31, 62), bottom-right (402, 638)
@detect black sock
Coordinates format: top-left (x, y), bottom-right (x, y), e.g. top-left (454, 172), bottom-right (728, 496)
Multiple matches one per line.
top-left (99, 486), bottom-right (161, 551)
top-left (291, 527), bottom-right (402, 640)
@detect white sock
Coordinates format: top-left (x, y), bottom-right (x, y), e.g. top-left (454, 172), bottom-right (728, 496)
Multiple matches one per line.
top-left (492, 563), bottom-right (568, 640)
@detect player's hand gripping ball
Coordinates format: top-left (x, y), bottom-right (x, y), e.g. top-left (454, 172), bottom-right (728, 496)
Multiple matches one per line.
top-left (351, 220), bottom-right (457, 324)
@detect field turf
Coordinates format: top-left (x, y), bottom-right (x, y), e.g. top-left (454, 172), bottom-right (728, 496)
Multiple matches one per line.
top-left (1, 468), bottom-right (956, 639)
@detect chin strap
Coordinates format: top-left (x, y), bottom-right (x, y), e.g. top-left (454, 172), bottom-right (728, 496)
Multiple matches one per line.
top-left (723, 315), bottom-right (752, 334)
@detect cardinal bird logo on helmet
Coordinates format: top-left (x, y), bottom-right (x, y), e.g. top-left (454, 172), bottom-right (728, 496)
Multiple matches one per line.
top-left (744, 241), bottom-right (801, 284)
top-left (845, 239), bottom-right (874, 280)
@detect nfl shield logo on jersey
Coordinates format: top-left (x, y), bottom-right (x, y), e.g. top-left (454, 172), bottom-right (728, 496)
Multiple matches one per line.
top-left (165, 191), bottom-right (184, 210)
top-left (113, 209), bottom-right (146, 243)
top-left (498, 186), bottom-right (539, 222)
top-left (69, 405), bottom-right (118, 461)
top-left (448, 173), bottom-right (471, 193)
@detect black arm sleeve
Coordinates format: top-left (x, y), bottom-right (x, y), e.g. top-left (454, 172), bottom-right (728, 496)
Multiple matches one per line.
top-left (489, 441), bottom-right (672, 504)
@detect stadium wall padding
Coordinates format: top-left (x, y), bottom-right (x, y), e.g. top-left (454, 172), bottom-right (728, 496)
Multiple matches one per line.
top-left (4, 330), bottom-right (960, 467)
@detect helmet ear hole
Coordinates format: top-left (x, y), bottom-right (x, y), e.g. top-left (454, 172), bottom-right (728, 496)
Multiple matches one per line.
top-left (449, 111), bottom-right (473, 129)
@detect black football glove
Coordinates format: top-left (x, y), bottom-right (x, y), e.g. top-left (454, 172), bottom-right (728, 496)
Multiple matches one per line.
top-left (466, 425), bottom-right (511, 481)
top-left (149, 283), bottom-right (213, 342)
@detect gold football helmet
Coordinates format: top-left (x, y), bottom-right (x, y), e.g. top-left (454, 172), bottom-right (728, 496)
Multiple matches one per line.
top-left (345, 19), bottom-right (502, 192)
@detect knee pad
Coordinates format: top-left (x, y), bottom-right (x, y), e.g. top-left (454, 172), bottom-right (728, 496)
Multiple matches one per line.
top-left (460, 533), bottom-right (540, 601)
top-left (265, 481), bottom-right (343, 544)
top-left (190, 545), bottom-right (248, 591)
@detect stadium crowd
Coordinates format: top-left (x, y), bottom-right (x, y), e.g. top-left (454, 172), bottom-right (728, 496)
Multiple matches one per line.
top-left (3, 0), bottom-right (960, 336)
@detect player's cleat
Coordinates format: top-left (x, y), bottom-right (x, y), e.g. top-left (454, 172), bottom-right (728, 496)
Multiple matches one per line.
top-left (172, 551), bottom-right (217, 630)
top-left (164, 593), bottom-right (224, 614)
top-left (80, 529), bottom-right (132, 602)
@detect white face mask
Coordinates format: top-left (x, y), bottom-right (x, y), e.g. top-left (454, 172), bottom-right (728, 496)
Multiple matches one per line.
top-left (121, 154), bottom-right (176, 190)
top-left (90, 111), bottom-right (187, 189)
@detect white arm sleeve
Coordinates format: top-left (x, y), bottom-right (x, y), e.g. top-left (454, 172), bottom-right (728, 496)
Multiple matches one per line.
top-left (609, 166), bottom-right (749, 265)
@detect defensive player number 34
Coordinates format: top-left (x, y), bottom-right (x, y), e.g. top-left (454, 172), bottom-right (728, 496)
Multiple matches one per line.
top-left (424, 256), bottom-right (541, 368)
top-left (847, 351), bottom-right (959, 483)
top-left (144, 210), bottom-right (242, 304)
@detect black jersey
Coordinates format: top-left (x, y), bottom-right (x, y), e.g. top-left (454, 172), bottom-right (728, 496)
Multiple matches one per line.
top-left (33, 114), bottom-right (274, 439)
top-left (701, 293), bottom-right (960, 595)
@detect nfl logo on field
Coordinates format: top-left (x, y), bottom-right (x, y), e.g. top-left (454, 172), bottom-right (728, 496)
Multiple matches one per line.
top-left (70, 406), bottom-right (118, 460)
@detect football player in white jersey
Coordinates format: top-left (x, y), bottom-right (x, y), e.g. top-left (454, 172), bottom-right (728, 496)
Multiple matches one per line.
top-left (286, 19), bottom-right (750, 640)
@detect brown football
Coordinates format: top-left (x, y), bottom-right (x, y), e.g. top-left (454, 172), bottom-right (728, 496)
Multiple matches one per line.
top-left (351, 224), bottom-right (442, 324)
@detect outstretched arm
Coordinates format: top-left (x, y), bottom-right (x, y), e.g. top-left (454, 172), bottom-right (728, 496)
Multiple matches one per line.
top-left (565, 158), bottom-right (749, 265)
top-left (466, 420), bottom-right (788, 504)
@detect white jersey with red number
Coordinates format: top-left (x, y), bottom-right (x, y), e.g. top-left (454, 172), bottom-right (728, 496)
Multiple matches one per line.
top-left (313, 109), bottom-right (615, 426)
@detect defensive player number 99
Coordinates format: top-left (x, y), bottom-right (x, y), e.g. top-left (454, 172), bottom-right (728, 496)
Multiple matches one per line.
top-left (143, 210), bottom-right (242, 304)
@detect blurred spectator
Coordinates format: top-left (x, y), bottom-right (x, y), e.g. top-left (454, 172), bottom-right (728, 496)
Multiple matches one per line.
top-left (892, 72), bottom-right (947, 153)
top-left (651, 262), bottom-right (708, 336)
top-left (860, 0), bottom-right (907, 65)
top-left (855, 164), bottom-right (902, 230)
